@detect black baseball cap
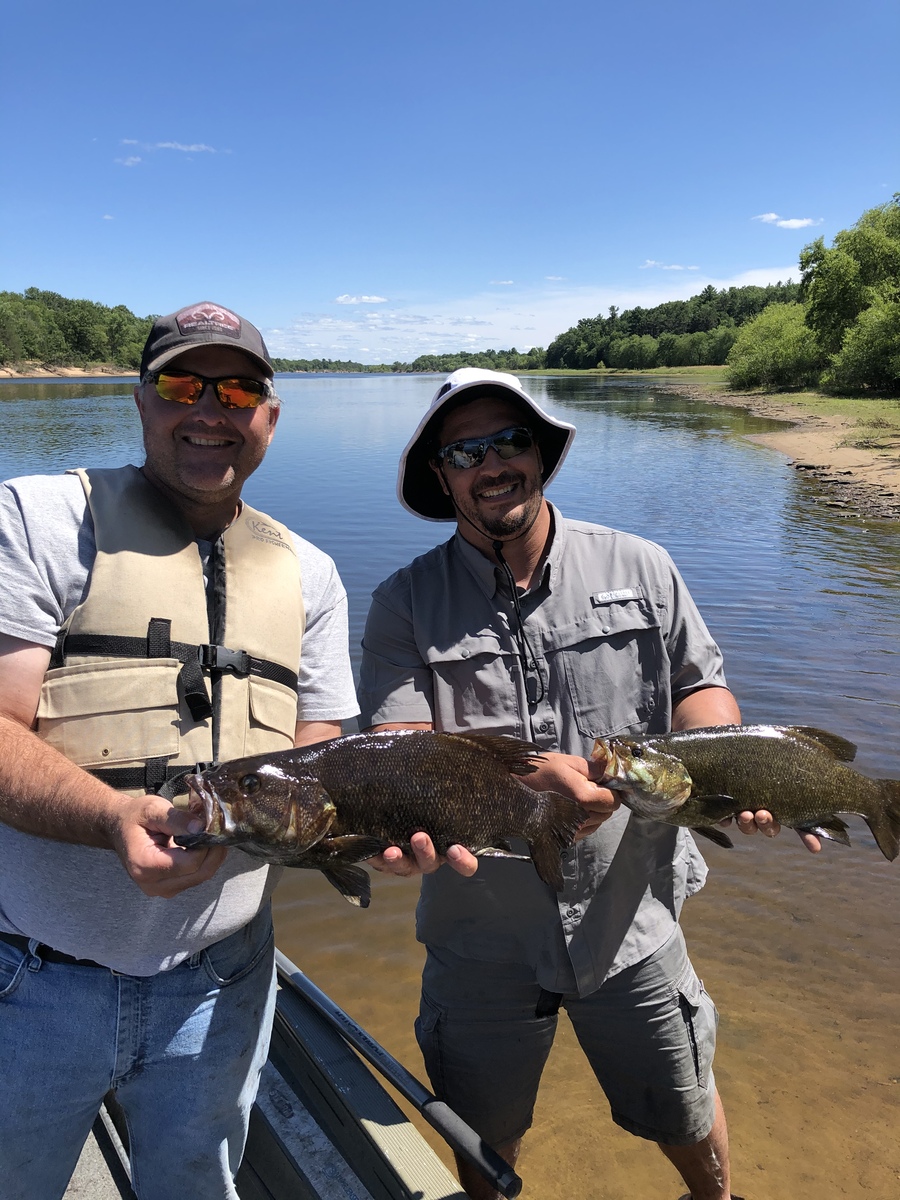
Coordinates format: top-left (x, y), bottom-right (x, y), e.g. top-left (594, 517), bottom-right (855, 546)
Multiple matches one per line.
top-left (140, 301), bottom-right (274, 379)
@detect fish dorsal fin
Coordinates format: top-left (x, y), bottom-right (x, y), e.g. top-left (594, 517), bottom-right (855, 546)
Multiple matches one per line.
top-left (788, 727), bottom-right (858, 762)
top-left (447, 732), bottom-right (543, 775)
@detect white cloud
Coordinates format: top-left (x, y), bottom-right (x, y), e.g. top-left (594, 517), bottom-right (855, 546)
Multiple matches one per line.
top-left (116, 139), bottom-right (221, 162)
top-left (335, 294), bottom-right (389, 305)
top-left (640, 260), bottom-right (700, 271)
top-left (489, 280), bottom-right (514, 285)
top-left (545, 275), bottom-right (565, 281)
top-left (115, 156), bottom-right (141, 167)
top-left (102, 214), bottom-right (114, 220)
top-left (753, 212), bottom-right (823, 230)
top-left (154, 141), bottom-right (217, 153)
top-left (267, 265), bottom-right (799, 365)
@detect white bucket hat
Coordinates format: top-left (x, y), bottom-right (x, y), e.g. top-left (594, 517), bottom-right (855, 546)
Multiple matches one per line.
top-left (397, 368), bottom-right (576, 521)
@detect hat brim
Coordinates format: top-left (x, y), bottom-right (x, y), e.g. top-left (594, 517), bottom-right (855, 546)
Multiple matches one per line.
top-left (145, 341), bottom-right (274, 379)
top-left (398, 381), bottom-right (575, 521)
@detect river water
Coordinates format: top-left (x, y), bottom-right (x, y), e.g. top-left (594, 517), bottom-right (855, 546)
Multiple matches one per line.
top-left (1, 374), bottom-right (898, 1198)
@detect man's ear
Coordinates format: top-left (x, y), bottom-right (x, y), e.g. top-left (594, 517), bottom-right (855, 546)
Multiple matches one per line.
top-left (429, 459), bottom-right (450, 497)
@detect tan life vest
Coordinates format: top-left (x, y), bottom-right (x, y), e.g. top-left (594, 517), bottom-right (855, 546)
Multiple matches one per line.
top-left (35, 466), bottom-right (305, 796)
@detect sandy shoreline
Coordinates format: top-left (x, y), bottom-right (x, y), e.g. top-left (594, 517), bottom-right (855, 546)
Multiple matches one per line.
top-left (656, 380), bottom-right (900, 520)
top-left (0, 365), bottom-right (138, 379)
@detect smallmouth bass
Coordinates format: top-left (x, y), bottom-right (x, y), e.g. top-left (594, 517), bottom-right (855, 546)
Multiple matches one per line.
top-left (178, 730), bottom-right (584, 906)
top-left (591, 724), bottom-right (900, 861)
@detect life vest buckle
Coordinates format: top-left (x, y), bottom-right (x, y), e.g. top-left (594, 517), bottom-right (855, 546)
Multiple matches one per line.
top-left (199, 644), bottom-right (251, 677)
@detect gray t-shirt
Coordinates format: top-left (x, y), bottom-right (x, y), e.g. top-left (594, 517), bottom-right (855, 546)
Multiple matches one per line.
top-left (358, 506), bottom-right (727, 996)
top-left (0, 471), bottom-right (359, 975)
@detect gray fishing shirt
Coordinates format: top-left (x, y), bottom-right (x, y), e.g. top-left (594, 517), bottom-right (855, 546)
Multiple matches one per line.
top-left (357, 505), bottom-right (727, 996)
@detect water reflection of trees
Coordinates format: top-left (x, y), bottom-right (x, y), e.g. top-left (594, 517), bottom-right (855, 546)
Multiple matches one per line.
top-left (0, 391), bottom-right (143, 478)
top-left (533, 374), bottom-right (790, 438)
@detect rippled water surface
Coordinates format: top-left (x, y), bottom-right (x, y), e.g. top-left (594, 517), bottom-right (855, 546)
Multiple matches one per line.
top-left (2, 373), bottom-right (899, 1198)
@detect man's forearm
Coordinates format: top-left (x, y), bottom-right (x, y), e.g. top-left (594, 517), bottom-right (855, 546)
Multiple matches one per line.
top-left (0, 713), bottom-right (122, 847)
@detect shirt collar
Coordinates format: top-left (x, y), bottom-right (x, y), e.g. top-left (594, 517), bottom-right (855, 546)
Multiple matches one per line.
top-left (451, 502), bottom-right (566, 599)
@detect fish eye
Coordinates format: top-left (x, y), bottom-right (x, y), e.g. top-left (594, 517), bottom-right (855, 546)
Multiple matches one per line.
top-left (239, 774), bottom-right (261, 795)
top-left (630, 744), bottom-right (643, 757)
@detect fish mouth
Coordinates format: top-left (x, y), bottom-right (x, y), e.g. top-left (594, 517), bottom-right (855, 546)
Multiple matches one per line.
top-left (185, 773), bottom-right (232, 836)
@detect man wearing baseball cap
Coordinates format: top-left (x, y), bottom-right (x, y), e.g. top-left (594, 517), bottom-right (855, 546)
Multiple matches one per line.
top-left (358, 367), bottom-right (806, 1199)
top-left (0, 302), bottom-right (359, 1197)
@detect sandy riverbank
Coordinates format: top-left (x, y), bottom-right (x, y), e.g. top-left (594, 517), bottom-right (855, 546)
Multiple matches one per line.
top-left (0, 365), bottom-right (138, 379)
top-left (657, 380), bottom-right (900, 520)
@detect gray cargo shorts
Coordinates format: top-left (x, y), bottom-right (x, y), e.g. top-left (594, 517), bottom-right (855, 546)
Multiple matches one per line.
top-left (415, 927), bottom-right (718, 1147)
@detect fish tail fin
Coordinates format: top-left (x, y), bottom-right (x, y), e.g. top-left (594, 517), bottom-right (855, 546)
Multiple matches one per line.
top-left (867, 781), bottom-right (900, 862)
top-left (528, 791), bottom-right (584, 891)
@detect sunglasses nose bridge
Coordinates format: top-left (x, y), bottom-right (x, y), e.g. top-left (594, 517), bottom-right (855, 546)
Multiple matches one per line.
top-left (178, 381), bottom-right (229, 417)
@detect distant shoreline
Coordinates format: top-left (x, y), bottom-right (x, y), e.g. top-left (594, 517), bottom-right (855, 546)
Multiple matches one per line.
top-left (3, 365), bottom-right (897, 520)
top-left (0, 365), bottom-right (138, 380)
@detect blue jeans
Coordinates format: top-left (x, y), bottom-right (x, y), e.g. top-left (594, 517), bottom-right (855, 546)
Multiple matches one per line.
top-left (0, 905), bottom-right (276, 1200)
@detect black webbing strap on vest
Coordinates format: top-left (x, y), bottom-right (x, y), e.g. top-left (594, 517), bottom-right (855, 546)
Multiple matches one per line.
top-left (51, 620), bottom-right (299, 724)
top-left (87, 760), bottom-right (219, 799)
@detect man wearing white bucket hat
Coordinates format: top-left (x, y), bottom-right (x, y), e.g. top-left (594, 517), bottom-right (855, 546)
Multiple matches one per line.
top-left (358, 367), bottom-right (800, 1200)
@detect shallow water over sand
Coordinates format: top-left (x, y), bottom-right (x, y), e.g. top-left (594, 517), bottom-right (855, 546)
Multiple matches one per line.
top-left (2, 373), bottom-right (899, 1198)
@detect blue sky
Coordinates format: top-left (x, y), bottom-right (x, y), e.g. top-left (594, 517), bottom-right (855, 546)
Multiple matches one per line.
top-left (1, 0), bottom-right (896, 363)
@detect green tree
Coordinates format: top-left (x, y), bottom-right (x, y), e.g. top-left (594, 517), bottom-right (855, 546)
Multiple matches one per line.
top-left (725, 303), bottom-right (824, 390)
top-left (824, 301), bottom-right (900, 391)
top-left (801, 194), bottom-right (900, 356)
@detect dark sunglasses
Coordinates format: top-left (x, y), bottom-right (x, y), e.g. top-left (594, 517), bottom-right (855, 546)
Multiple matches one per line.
top-left (145, 371), bottom-right (272, 410)
top-left (436, 426), bottom-right (534, 470)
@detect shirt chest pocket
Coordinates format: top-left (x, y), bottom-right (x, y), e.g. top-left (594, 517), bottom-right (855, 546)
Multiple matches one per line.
top-left (423, 633), bottom-right (522, 732)
top-left (551, 599), bottom-right (665, 738)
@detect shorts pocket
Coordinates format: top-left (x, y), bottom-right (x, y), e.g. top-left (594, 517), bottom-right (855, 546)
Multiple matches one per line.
top-left (415, 991), bottom-right (446, 1096)
top-left (201, 907), bottom-right (274, 987)
top-left (675, 964), bottom-right (718, 1088)
top-left (0, 939), bottom-right (31, 1000)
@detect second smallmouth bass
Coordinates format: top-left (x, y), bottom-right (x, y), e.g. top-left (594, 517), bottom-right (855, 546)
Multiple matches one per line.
top-left (591, 724), bottom-right (900, 861)
top-left (178, 730), bottom-right (584, 906)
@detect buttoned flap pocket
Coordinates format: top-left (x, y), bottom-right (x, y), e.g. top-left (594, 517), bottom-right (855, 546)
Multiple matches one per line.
top-left (36, 659), bottom-right (181, 767)
top-left (423, 633), bottom-right (518, 727)
top-left (552, 598), bottom-right (663, 738)
top-left (673, 960), bottom-right (718, 1087)
top-left (247, 676), bottom-right (298, 753)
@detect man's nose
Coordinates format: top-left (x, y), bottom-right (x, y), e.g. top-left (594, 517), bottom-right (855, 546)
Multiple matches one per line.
top-left (194, 382), bottom-right (227, 415)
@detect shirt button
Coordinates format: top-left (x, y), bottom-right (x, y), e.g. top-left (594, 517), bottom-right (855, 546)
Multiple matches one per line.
top-left (601, 625), bottom-right (611, 634)
top-left (538, 722), bottom-right (549, 732)
top-left (565, 907), bottom-right (578, 918)
top-left (460, 649), bottom-right (470, 658)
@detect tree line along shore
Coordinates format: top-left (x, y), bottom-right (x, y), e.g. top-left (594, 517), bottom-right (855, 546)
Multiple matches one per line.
top-left (2, 195), bottom-right (897, 397)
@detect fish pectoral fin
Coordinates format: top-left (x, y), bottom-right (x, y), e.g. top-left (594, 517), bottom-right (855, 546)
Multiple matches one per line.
top-left (800, 817), bottom-right (852, 847)
top-left (474, 847), bottom-right (532, 862)
top-left (449, 732), bottom-right (543, 775)
top-left (788, 727), bottom-right (858, 763)
top-left (691, 826), bottom-right (734, 849)
top-left (322, 865), bottom-right (372, 908)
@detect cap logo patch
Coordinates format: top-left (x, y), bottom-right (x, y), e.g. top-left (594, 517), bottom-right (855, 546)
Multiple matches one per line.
top-left (176, 303), bottom-right (241, 338)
